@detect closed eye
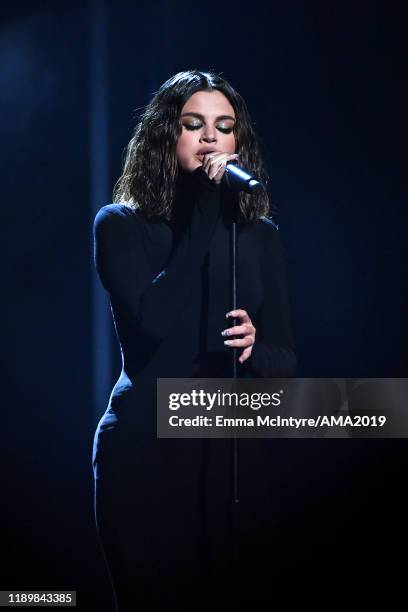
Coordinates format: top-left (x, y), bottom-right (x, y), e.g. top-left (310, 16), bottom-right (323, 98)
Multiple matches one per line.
top-left (183, 124), bottom-right (234, 134)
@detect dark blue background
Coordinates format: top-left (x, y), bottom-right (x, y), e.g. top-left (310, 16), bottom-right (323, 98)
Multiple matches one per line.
top-left (1, 1), bottom-right (406, 609)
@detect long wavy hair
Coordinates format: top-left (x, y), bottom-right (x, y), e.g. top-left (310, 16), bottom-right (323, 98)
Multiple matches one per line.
top-left (113, 70), bottom-right (272, 223)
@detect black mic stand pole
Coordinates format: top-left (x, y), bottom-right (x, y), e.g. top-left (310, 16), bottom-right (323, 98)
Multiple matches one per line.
top-left (230, 217), bottom-right (239, 604)
top-left (226, 167), bottom-right (263, 605)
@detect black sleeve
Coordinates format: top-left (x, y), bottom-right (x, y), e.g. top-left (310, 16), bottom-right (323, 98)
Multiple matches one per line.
top-left (93, 168), bottom-right (221, 345)
top-left (246, 224), bottom-right (297, 377)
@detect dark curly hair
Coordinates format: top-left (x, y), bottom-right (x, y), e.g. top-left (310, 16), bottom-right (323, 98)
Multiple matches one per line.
top-left (113, 70), bottom-right (272, 223)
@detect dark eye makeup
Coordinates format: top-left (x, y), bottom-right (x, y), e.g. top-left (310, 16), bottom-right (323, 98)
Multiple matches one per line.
top-left (183, 123), bottom-right (234, 134)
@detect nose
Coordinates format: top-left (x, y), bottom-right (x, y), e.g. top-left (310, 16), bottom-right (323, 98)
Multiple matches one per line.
top-left (200, 126), bottom-right (217, 143)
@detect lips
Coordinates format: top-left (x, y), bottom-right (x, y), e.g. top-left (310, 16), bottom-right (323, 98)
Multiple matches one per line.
top-left (196, 148), bottom-right (219, 157)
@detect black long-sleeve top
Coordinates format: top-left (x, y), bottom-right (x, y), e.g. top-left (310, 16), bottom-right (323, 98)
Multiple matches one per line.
top-left (93, 166), bottom-right (296, 426)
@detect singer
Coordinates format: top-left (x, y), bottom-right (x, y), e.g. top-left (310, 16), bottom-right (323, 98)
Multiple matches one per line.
top-left (92, 70), bottom-right (296, 611)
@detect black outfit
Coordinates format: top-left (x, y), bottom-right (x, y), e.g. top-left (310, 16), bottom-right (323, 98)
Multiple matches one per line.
top-left (92, 167), bottom-right (297, 611)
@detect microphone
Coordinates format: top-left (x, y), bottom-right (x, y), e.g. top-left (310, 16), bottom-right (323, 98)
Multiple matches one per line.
top-left (224, 163), bottom-right (264, 195)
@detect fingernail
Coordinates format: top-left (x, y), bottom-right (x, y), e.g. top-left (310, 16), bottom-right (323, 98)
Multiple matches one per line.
top-left (221, 330), bottom-right (229, 336)
top-left (224, 340), bottom-right (232, 345)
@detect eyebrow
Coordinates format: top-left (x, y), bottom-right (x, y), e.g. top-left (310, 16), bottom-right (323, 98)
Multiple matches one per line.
top-left (180, 112), bottom-right (236, 122)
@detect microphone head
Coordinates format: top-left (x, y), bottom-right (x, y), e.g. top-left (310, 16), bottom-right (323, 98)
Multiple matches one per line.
top-left (225, 163), bottom-right (264, 195)
top-left (248, 179), bottom-right (263, 195)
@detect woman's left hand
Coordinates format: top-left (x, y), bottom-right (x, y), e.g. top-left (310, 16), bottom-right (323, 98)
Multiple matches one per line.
top-left (221, 309), bottom-right (256, 364)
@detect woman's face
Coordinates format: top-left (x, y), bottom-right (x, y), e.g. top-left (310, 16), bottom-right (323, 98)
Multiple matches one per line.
top-left (176, 90), bottom-right (236, 173)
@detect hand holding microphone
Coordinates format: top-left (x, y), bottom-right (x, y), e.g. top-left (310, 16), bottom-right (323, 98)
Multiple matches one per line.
top-left (200, 151), bottom-right (240, 184)
top-left (199, 151), bottom-right (263, 193)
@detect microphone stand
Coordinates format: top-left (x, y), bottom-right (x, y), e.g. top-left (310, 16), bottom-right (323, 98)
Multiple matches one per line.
top-left (230, 218), bottom-right (240, 604)
top-left (225, 167), bottom-right (262, 604)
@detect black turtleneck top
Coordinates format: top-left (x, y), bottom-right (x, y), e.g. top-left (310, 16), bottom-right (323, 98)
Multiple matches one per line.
top-left (93, 166), bottom-right (296, 410)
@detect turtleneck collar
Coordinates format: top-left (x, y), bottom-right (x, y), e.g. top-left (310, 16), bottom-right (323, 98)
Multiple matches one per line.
top-left (170, 166), bottom-right (241, 230)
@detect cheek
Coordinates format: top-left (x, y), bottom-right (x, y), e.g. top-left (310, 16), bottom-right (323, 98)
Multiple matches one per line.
top-left (176, 133), bottom-right (201, 171)
top-left (224, 132), bottom-right (236, 153)
top-left (176, 133), bottom-right (192, 161)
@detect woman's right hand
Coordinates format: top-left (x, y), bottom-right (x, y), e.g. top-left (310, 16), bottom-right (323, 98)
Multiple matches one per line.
top-left (201, 152), bottom-right (239, 184)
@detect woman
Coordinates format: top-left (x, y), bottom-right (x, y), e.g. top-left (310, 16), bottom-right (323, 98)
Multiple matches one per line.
top-left (92, 70), bottom-right (296, 611)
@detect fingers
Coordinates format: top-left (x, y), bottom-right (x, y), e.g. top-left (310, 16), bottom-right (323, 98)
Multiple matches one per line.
top-left (202, 152), bottom-right (239, 183)
top-left (213, 162), bottom-right (226, 184)
top-left (222, 323), bottom-right (255, 348)
top-left (226, 309), bottom-right (251, 323)
top-left (221, 323), bottom-right (253, 337)
top-left (222, 308), bottom-right (256, 355)
top-left (238, 346), bottom-right (253, 364)
top-left (223, 336), bottom-right (253, 348)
